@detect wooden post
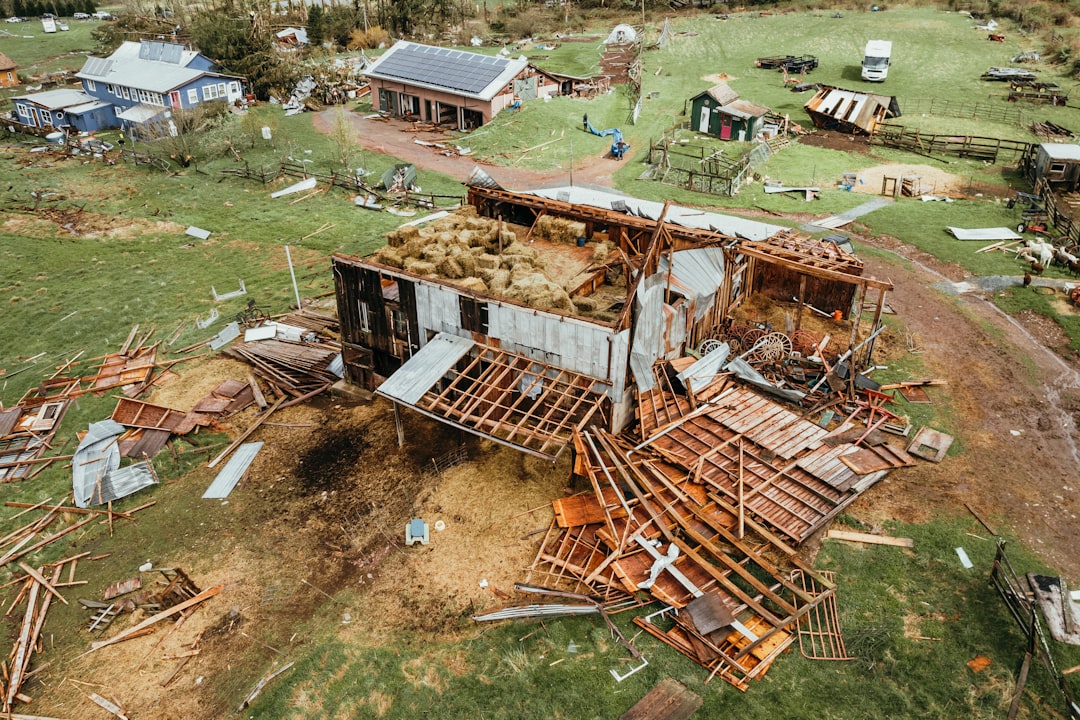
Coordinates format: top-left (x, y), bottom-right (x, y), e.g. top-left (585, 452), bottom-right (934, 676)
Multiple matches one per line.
top-left (393, 402), bottom-right (405, 448)
top-left (737, 440), bottom-right (745, 540)
top-left (795, 274), bottom-right (807, 331)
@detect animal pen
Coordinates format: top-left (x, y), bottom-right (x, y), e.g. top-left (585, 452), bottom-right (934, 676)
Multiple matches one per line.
top-left (643, 131), bottom-right (775, 197)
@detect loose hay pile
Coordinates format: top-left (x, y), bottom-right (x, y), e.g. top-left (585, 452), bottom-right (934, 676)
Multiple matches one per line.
top-left (378, 207), bottom-right (577, 312)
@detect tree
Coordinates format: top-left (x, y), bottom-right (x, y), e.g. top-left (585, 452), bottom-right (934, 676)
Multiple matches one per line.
top-left (190, 0), bottom-right (296, 100)
top-left (306, 4), bottom-right (326, 47)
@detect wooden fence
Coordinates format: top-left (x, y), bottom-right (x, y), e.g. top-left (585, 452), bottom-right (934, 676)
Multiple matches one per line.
top-left (901, 97), bottom-right (1027, 125)
top-left (870, 123), bottom-right (1031, 164)
top-left (643, 124), bottom-right (780, 197)
top-left (220, 161), bottom-right (464, 209)
top-left (1036, 176), bottom-right (1080, 248)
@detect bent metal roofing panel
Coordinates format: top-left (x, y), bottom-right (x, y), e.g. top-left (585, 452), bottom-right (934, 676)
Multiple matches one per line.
top-left (364, 41), bottom-right (528, 101)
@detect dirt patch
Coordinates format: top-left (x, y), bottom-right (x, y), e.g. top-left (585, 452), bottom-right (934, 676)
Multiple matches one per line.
top-left (702, 72), bottom-right (735, 83)
top-left (1, 209), bottom-right (185, 240)
top-left (849, 163), bottom-right (970, 197)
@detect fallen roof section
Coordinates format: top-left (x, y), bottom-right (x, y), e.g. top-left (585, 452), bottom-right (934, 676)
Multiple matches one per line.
top-left (377, 335), bottom-right (607, 460)
top-left (947, 226), bottom-right (1023, 241)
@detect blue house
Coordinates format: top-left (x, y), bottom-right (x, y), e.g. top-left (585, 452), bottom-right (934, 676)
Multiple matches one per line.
top-left (11, 40), bottom-right (245, 138)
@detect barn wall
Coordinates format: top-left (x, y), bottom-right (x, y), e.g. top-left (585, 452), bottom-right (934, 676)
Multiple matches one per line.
top-left (751, 263), bottom-right (857, 315)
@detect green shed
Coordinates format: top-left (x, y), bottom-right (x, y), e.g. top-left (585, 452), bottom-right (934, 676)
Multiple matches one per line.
top-left (689, 83), bottom-right (770, 141)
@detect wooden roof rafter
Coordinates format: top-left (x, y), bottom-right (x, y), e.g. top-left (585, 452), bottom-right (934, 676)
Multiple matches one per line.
top-left (410, 344), bottom-right (608, 460)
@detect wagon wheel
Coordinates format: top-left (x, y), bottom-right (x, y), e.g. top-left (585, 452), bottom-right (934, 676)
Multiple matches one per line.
top-left (726, 323), bottom-right (750, 342)
top-left (742, 328), bottom-right (766, 350)
top-left (726, 336), bottom-right (743, 354)
top-left (790, 330), bottom-right (819, 356)
top-left (698, 339), bottom-right (726, 357)
top-left (749, 332), bottom-right (793, 363)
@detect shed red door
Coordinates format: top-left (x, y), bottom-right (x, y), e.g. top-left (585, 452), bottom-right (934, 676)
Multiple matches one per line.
top-left (720, 113), bottom-right (733, 140)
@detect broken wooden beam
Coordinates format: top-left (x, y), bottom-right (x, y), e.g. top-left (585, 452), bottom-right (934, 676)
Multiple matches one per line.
top-left (825, 529), bottom-right (913, 548)
top-left (86, 585), bottom-right (222, 653)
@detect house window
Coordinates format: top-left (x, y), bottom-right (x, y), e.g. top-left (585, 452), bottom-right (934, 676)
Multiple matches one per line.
top-left (16, 104), bottom-right (29, 119)
top-left (202, 84), bottom-right (218, 101)
top-left (85, 79), bottom-right (95, 91)
top-left (230, 81), bottom-right (240, 95)
top-left (187, 88), bottom-right (198, 104)
top-left (1050, 162), bottom-right (1067, 174)
top-left (217, 82), bottom-right (226, 97)
top-left (357, 300), bottom-right (371, 333)
top-left (390, 308), bottom-right (408, 337)
top-left (113, 106), bottom-right (122, 116)
top-left (121, 87), bottom-right (130, 100)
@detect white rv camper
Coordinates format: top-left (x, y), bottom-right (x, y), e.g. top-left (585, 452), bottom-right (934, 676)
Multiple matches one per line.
top-left (861, 40), bottom-right (892, 82)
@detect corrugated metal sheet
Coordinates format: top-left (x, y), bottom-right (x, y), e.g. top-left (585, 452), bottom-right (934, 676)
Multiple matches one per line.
top-left (487, 304), bottom-right (621, 384)
top-left (97, 460), bottom-right (157, 505)
top-left (527, 186), bottom-right (784, 241)
top-left (72, 419), bottom-right (125, 508)
top-left (414, 282), bottom-right (463, 338)
top-left (629, 276), bottom-right (666, 391)
top-left (377, 332), bottom-right (474, 404)
top-left (677, 342), bottom-right (730, 391)
top-left (659, 248), bottom-right (726, 322)
top-left (202, 442), bottom-right (263, 499)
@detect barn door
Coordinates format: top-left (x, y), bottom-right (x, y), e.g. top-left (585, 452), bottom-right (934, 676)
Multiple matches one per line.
top-left (698, 105), bottom-right (710, 133)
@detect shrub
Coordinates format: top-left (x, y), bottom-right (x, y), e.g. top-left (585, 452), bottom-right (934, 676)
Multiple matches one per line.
top-left (347, 25), bottom-right (391, 50)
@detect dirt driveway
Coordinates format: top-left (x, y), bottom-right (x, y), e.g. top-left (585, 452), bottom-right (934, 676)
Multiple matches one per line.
top-left (319, 109), bottom-right (1080, 579)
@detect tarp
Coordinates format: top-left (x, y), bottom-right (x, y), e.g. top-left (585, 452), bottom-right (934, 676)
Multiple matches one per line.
top-left (946, 226), bottom-right (1023, 241)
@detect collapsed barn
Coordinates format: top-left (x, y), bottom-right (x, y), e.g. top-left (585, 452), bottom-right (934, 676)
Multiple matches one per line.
top-left (331, 181), bottom-right (907, 687)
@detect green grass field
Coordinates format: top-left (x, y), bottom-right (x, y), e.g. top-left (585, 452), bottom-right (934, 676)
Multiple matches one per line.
top-left (2, 5), bottom-right (1080, 719)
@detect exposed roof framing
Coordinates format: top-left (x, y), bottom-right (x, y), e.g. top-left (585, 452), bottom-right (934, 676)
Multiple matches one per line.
top-left (378, 341), bottom-right (607, 460)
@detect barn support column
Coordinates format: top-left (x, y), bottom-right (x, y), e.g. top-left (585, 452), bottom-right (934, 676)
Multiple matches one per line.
top-left (795, 275), bottom-right (807, 331)
top-left (393, 402), bottom-right (405, 448)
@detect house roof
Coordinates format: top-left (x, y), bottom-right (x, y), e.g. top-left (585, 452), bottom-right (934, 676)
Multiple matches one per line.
top-left (363, 40), bottom-right (528, 102)
top-left (12, 88), bottom-right (96, 110)
top-left (76, 40), bottom-right (241, 94)
top-left (116, 104), bottom-right (166, 122)
top-left (1040, 143), bottom-right (1080, 161)
top-left (276, 27), bottom-right (308, 44)
top-left (66, 99), bottom-right (114, 115)
top-left (696, 82), bottom-right (738, 106)
top-left (803, 85), bottom-right (899, 134)
top-left (720, 98), bottom-right (769, 120)
top-left (0, 52), bottom-right (17, 71)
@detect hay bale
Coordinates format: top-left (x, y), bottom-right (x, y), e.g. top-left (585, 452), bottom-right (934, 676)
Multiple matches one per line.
top-left (450, 248), bottom-right (477, 276)
top-left (457, 204), bottom-right (478, 218)
top-left (453, 276), bottom-right (488, 294)
top-left (402, 235), bottom-right (428, 259)
top-left (489, 268), bottom-right (511, 294)
top-left (571, 294), bottom-right (597, 312)
top-left (503, 242), bottom-right (537, 259)
top-left (504, 271), bottom-right (574, 311)
top-left (437, 255), bottom-right (466, 279)
top-left (421, 243), bottom-right (447, 264)
top-left (404, 258), bottom-right (438, 276)
top-left (534, 215), bottom-right (587, 244)
top-left (591, 241), bottom-right (610, 264)
top-left (465, 216), bottom-right (491, 232)
top-left (386, 224), bottom-right (420, 248)
top-left (475, 253), bottom-right (500, 270)
top-left (374, 246), bottom-right (405, 269)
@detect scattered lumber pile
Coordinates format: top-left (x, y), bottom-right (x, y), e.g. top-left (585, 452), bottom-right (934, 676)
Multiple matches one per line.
top-left (224, 336), bottom-right (342, 400)
top-left (2, 553), bottom-right (87, 712)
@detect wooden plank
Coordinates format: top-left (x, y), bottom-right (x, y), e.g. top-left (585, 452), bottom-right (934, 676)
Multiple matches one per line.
top-left (619, 677), bottom-right (703, 720)
top-left (88, 693), bottom-right (130, 720)
top-left (87, 585), bottom-right (222, 653)
top-left (17, 563), bottom-right (68, 605)
top-left (825, 529), bottom-right (913, 548)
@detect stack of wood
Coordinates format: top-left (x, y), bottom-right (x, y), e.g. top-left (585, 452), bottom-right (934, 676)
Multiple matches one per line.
top-left (224, 337), bottom-right (341, 399)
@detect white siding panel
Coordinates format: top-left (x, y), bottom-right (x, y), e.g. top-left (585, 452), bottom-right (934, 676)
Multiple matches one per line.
top-left (414, 282), bottom-right (462, 344)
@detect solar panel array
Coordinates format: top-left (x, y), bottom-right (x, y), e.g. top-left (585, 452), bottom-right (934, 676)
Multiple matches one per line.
top-left (373, 43), bottom-right (511, 95)
top-left (81, 57), bottom-right (113, 77)
top-left (138, 41), bottom-right (184, 64)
